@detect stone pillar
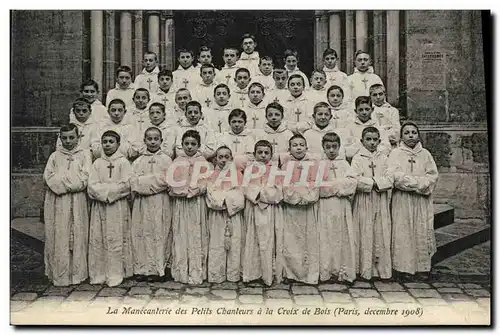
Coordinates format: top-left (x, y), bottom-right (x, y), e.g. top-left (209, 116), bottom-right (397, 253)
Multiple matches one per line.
top-left (314, 11), bottom-right (329, 69)
top-left (160, 12), bottom-right (167, 69)
top-left (90, 11), bottom-right (104, 100)
top-left (373, 10), bottom-right (387, 85)
top-left (355, 10), bottom-right (368, 51)
top-left (164, 10), bottom-right (175, 70)
top-left (328, 11), bottom-right (342, 64)
top-left (104, 10), bottom-right (117, 95)
top-left (133, 11), bottom-right (143, 76)
top-left (386, 10), bottom-right (400, 106)
top-left (148, 11), bottom-right (160, 56)
top-left (120, 11), bottom-right (133, 67)
top-left (345, 10), bottom-right (356, 74)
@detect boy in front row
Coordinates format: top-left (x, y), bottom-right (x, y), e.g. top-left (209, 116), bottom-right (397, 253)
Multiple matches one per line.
top-left (130, 127), bottom-right (173, 282)
top-left (44, 124), bottom-right (92, 286)
top-left (88, 130), bottom-right (134, 287)
top-left (351, 126), bottom-right (393, 280)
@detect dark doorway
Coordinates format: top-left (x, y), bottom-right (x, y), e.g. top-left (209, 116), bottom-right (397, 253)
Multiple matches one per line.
top-left (173, 10), bottom-right (315, 77)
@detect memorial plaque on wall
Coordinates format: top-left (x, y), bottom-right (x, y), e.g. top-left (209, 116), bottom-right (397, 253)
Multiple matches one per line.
top-left (420, 51), bottom-right (447, 90)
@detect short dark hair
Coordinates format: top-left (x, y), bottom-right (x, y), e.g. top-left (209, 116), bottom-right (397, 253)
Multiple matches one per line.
top-left (177, 48), bottom-right (194, 58)
top-left (102, 130), bottom-right (120, 143)
top-left (248, 82), bottom-right (265, 94)
top-left (288, 74), bottom-right (305, 86)
top-left (228, 109), bottom-right (247, 123)
top-left (265, 102), bottom-right (284, 116)
top-left (200, 63), bottom-right (215, 73)
top-left (355, 96), bottom-right (372, 109)
top-left (80, 79), bottom-right (99, 92)
top-left (115, 65), bottom-right (132, 77)
top-left (186, 101), bottom-right (202, 112)
top-left (254, 140), bottom-right (273, 155)
top-left (158, 69), bottom-right (173, 80)
top-left (355, 50), bottom-right (371, 58)
top-left (284, 49), bottom-right (299, 61)
top-left (145, 126), bottom-right (163, 138)
top-left (241, 33), bottom-right (256, 42)
top-left (327, 85), bottom-right (344, 98)
top-left (214, 84), bottom-right (230, 96)
top-left (288, 134), bottom-right (307, 148)
top-left (311, 69), bottom-right (326, 78)
top-left (259, 56), bottom-right (273, 65)
top-left (313, 102), bottom-right (331, 114)
top-left (182, 129), bottom-right (200, 145)
top-left (369, 84), bottom-right (386, 94)
top-left (322, 48), bottom-right (338, 59)
top-left (72, 98), bottom-right (91, 110)
top-left (60, 123), bottom-right (79, 137)
top-left (144, 51), bottom-right (158, 61)
top-left (216, 145), bottom-right (233, 157)
top-left (235, 68), bottom-right (250, 77)
top-left (322, 132), bottom-right (341, 147)
top-left (134, 88), bottom-right (150, 100)
top-left (149, 102), bottom-right (166, 113)
top-left (362, 126), bottom-right (380, 139)
top-left (108, 99), bottom-right (126, 109)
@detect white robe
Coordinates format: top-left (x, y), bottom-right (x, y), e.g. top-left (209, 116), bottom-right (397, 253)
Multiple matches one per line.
top-left (253, 122), bottom-right (294, 159)
top-left (286, 67), bottom-right (310, 89)
top-left (88, 151), bottom-right (134, 287)
top-left (172, 65), bottom-right (199, 92)
top-left (191, 81), bottom-right (218, 109)
top-left (279, 152), bottom-right (320, 284)
top-left (242, 98), bottom-right (269, 131)
top-left (43, 146), bottom-right (92, 286)
top-left (206, 167), bottom-right (246, 283)
top-left (216, 65), bottom-right (240, 88)
top-left (307, 87), bottom-right (328, 107)
top-left (241, 160), bottom-right (284, 285)
top-left (345, 117), bottom-right (391, 159)
top-left (130, 150), bottom-right (172, 276)
top-left (387, 142), bottom-right (439, 274)
top-left (69, 99), bottom-right (108, 124)
top-left (128, 107), bottom-right (151, 136)
top-left (267, 87), bottom-right (290, 105)
top-left (168, 153), bottom-right (209, 284)
top-left (236, 51), bottom-right (260, 77)
top-left (230, 86), bottom-right (250, 109)
top-left (373, 102), bottom-right (401, 142)
top-left (134, 66), bottom-right (160, 93)
top-left (203, 103), bottom-right (234, 134)
top-left (351, 146), bottom-right (393, 279)
top-left (92, 119), bottom-right (141, 160)
top-left (281, 93), bottom-right (315, 134)
top-left (253, 72), bottom-right (275, 92)
top-left (105, 83), bottom-right (135, 110)
top-left (56, 117), bottom-right (98, 152)
top-left (140, 120), bottom-right (177, 158)
top-left (303, 123), bottom-right (350, 159)
top-left (347, 67), bottom-right (383, 102)
top-left (323, 65), bottom-right (350, 102)
top-left (173, 119), bottom-right (216, 159)
top-left (317, 157), bottom-right (357, 282)
top-left (150, 88), bottom-right (176, 110)
top-left (216, 129), bottom-right (256, 157)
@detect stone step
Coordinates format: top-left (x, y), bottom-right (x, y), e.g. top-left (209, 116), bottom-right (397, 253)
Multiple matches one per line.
top-left (433, 204), bottom-right (454, 229)
top-left (432, 219), bottom-right (491, 265)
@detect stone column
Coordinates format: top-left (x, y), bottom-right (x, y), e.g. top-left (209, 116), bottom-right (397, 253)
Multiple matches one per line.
top-left (314, 11), bottom-right (329, 69)
top-left (120, 11), bottom-right (133, 67)
top-left (160, 12), bottom-right (167, 69)
top-left (90, 11), bottom-right (104, 100)
top-left (355, 10), bottom-right (368, 51)
top-left (164, 10), bottom-right (175, 70)
top-left (386, 10), bottom-right (400, 106)
top-left (104, 10), bottom-right (117, 95)
top-left (133, 11), bottom-right (143, 76)
top-left (345, 10), bottom-right (356, 74)
top-left (148, 11), bottom-right (160, 56)
top-left (373, 10), bottom-right (387, 85)
top-left (328, 11), bottom-right (342, 64)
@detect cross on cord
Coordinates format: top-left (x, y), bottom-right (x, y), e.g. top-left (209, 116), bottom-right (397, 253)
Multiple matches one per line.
top-left (239, 95), bottom-right (246, 107)
top-left (369, 161), bottom-right (376, 177)
top-left (295, 109), bottom-right (302, 122)
top-left (273, 97), bottom-right (280, 103)
top-left (148, 157), bottom-right (156, 172)
top-left (147, 78), bottom-right (153, 91)
top-left (66, 155), bottom-right (74, 170)
top-left (361, 78), bottom-right (369, 90)
top-left (408, 157), bottom-right (416, 173)
top-left (329, 163), bottom-right (338, 178)
top-left (161, 96), bottom-right (169, 106)
top-left (271, 138), bottom-right (278, 150)
top-left (252, 115), bottom-right (258, 129)
top-left (225, 74), bottom-right (231, 84)
top-left (205, 97), bottom-right (212, 107)
top-left (107, 162), bottom-right (115, 178)
top-left (217, 119), bottom-right (222, 133)
top-left (232, 137), bottom-right (241, 153)
top-left (137, 119), bottom-right (145, 131)
top-left (183, 78), bottom-right (189, 88)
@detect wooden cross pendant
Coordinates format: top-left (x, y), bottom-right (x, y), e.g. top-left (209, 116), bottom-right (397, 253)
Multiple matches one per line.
top-left (205, 97), bottom-right (212, 107)
top-left (147, 78), bottom-right (153, 91)
top-left (408, 157), bottom-right (416, 173)
top-left (148, 157), bottom-right (156, 172)
top-left (232, 137), bottom-right (241, 152)
top-left (295, 108), bottom-right (302, 122)
top-left (66, 155), bottom-right (74, 170)
top-left (362, 78), bottom-right (369, 90)
top-left (369, 161), bottom-right (376, 177)
top-left (107, 162), bottom-right (115, 178)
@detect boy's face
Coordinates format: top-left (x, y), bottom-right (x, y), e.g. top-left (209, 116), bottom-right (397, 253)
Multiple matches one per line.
top-left (311, 72), bottom-right (327, 90)
top-left (214, 87), bottom-right (230, 105)
top-left (60, 129), bottom-right (79, 151)
top-left (370, 87), bottom-right (386, 107)
top-left (355, 103), bottom-right (373, 123)
top-left (285, 55), bottom-right (297, 70)
top-left (361, 131), bottom-right (381, 153)
top-left (259, 60), bottom-right (273, 76)
top-left (322, 141), bottom-right (340, 160)
top-left (73, 104), bottom-right (92, 123)
top-left (175, 91), bottom-right (192, 110)
top-left (288, 77), bottom-right (304, 97)
top-left (144, 129), bottom-right (163, 152)
top-left (198, 50), bottom-right (212, 65)
top-left (81, 85), bottom-right (98, 103)
top-left (266, 107), bottom-right (283, 127)
top-left (143, 54), bottom-right (157, 71)
top-left (273, 70), bottom-right (288, 89)
top-left (328, 89), bottom-right (344, 107)
top-left (229, 116), bottom-right (246, 134)
top-left (242, 38), bottom-right (256, 54)
top-left (182, 136), bottom-right (200, 157)
top-left (248, 85), bottom-right (264, 104)
top-left (216, 148), bottom-right (233, 169)
top-left (178, 52), bottom-right (193, 68)
top-left (158, 75), bottom-right (173, 91)
top-left (149, 106), bottom-right (166, 126)
top-left (101, 135), bottom-right (119, 156)
top-left (313, 107), bottom-right (332, 128)
top-left (324, 54), bottom-right (337, 69)
top-left (201, 68), bottom-right (215, 84)
top-left (108, 103), bottom-right (126, 124)
top-left (235, 71), bottom-right (251, 89)
top-left (117, 71), bottom-right (132, 89)
top-left (289, 137), bottom-right (307, 160)
top-left (355, 53), bottom-right (371, 72)
top-left (402, 125), bottom-right (419, 148)
top-left (254, 145), bottom-right (272, 163)
top-left (223, 49), bottom-right (238, 67)
top-left (133, 91), bottom-right (150, 109)
top-left (185, 105), bottom-right (202, 125)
